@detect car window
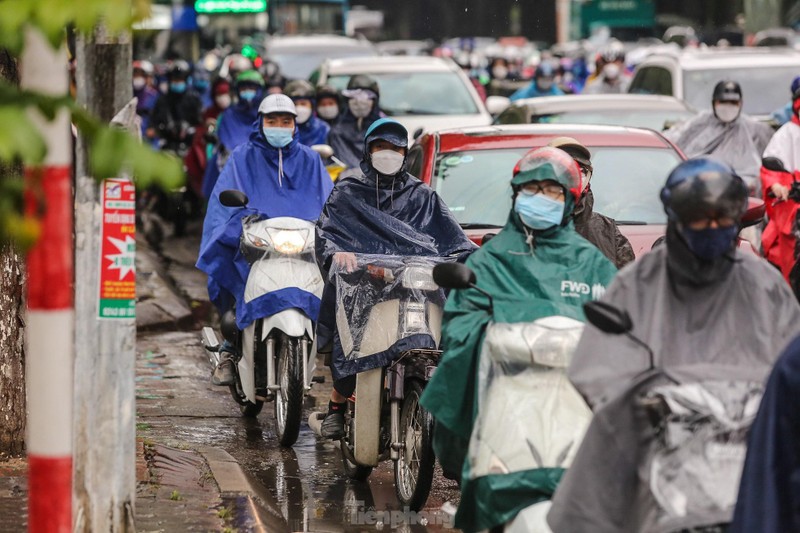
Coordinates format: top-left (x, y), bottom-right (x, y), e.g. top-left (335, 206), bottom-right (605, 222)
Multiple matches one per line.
top-left (431, 146), bottom-right (682, 227)
top-left (494, 105), bottom-right (529, 125)
top-left (327, 71), bottom-right (480, 115)
top-left (270, 47), bottom-right (376, 80)
top-left (630, 66), bottom-right (673, 96)
top-left (531, 108), bottom-right (694, 130)
top-left (683, 66), bottom-right (800, 116)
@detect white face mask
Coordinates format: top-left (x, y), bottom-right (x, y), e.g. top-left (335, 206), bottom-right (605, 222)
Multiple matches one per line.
top-left (349, 98), bottom-right (374, 119)
top-left (714, 102), bottom-right (741, 123)
top-left (215, 94), bottom-right (231, 110)
top-left (295, 106), bottom-right (313, 125)
top-left (371, 150), bottom-right (404, 175)
top-left (603, 63), bottom-right (621, 80)
top-left (133, 77), bottom-right (146, 90)
top-left (317, 104), bottom-right (339, 120)
top-left (492, 66), bottom-right (509, 80)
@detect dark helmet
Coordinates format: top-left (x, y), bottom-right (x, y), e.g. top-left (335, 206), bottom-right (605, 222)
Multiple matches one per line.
top-left (285, 79), bottom-right (316, 100)
top-left (364, 117), bottom-right (408, 149)
top-left (265, 74), bottom-right (286, 91)
top-left (660, 157), bottom-right (748, 224)
top-left (346, 74), bottom-right (380, 98)
top-left (168, 60), bottom-right (191, 79)
top-left (712, 80), bottom-right (742, 103)
top-left (791, 75), bottom-right (800, 100)
top-left (511, 146), bottom-right (582, 199)
top-left (535, 62), bottom-right (556, 79)
top-left (316, 84), bottom-right (340, 101)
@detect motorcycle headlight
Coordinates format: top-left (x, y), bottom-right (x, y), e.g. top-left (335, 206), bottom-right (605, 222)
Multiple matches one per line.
top-left (267, 228), bottom-right (308, 255)
top-left (402, 266), bottom-right (437, 291)
top-left (246, 232), bottom-right (270, 248)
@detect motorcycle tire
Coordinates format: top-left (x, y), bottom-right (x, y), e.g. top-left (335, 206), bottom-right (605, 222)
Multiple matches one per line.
top-left (240, 399), bottom-right (263, 417)
top-left (394, 380), bottom-right (435, 511)
top-left (275, 334), bottom-right (304, 447)
top-left (341, 439), bottom-right (373, 482)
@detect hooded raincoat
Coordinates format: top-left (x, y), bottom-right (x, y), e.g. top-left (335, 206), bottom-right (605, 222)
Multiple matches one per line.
top-left (547, 241), bottom-right (800, 533)
top-left (315, 158), bottom-right (476, 380)
top-left (664, 111), bottom-right (774, 191)
top-left (296, 115), bottom-right (330, 147)
top-left (202, 102), bottom-right (262, 198)
top-left (419, 207), bottom-right (617, 532)
top-left (327, 106), bottom-right (381, 169)
top-left (196, 123), bottom-right (333, 330)
top-left (729, 333), bottom-right (800, 533)
top-left (574, 189), bottom-right (635, 268)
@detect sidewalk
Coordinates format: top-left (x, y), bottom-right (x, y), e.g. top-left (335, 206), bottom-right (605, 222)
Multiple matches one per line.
top-left (0, 229), bottom-right (289, 532)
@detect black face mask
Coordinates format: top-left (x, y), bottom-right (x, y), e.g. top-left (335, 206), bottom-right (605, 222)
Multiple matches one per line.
top-left (665, 222), bottom-right (736, 287)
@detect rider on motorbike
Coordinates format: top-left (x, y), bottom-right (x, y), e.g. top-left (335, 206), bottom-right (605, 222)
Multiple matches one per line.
top-left (196, 94), bottom-right (334, 386)
top-left (202, 70), bottom-right (266, 199)
top-left (315, 118), bottom-right (476, 439)
top-left (582, 44), bottom-right (631, 95)
top-left (420, 146), bottom-right (618, 531)
top-left (315, 84), bottom-right (341, 126)
top-left (147, 60), bottom-right (203, 148)
top-left (664, 80), bottom-right (774, 193)
top-left (285, 80), bottom-right (331, 147)
top-left (509, 62), bottom-right (564, 101)
top-left (327, 75), bottom-right (383, 169)
top-left (547, 158), bottom-right (800, 532)
top-left (548, 137), bottom-right (635, 268)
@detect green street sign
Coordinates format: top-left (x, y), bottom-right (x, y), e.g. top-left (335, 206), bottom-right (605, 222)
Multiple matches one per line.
top-left (195, 0), bottom-right (267, 14)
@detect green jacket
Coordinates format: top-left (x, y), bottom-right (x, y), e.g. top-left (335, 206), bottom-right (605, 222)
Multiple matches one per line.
top-left (420, 212), bottom-right (617, 532)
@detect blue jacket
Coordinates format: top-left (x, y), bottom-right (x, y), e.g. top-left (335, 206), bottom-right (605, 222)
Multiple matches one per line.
top-left (296, 115), bottom-right (331, 147)
top-left (202, 102), bottom-right (261, 199)
top-left (327, 107), bottom-right (382, 169)
top-left (197, 124), bottom-right (333, 329)
top-left (509, 82), bottom-right (564, 101)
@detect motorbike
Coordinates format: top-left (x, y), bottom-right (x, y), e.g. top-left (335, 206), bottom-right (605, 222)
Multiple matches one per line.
top-left (433, 262), bottom-right (591, 533)
top-left (761, 156), bottom-right (800, 299)
top-left (308, 254), bottom-right (448, 511)
top-left (201, 189), bottom-right (323, 447)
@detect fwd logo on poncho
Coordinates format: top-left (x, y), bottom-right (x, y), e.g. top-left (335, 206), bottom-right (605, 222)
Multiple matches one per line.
top-left (561, 280), bottom-right (606, 300)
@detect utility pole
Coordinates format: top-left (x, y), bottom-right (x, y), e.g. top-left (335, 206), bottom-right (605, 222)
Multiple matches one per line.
top-left (73, 21), bottom-right (136, 532)
top-left (743, 0), bottom-right (783, 33)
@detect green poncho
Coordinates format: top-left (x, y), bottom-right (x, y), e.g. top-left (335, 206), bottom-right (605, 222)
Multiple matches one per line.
top-left (420, 212), bottom-right (617, 532)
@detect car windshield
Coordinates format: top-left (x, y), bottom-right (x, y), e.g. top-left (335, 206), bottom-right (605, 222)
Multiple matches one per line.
top-left (531, 109), bottom-right (695, 130)
top-left (271, 47), bottom-right (376, 80)
top-left (683, 66), bottom-right (799, 116)
top-left (432, 146), bottom-right (681, 227)
top-left (327, 71), bottom-right (479, 115)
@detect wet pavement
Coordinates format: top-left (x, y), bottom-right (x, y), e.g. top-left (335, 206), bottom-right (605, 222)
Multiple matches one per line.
top-left (135, 231), bottom-right (461, 532)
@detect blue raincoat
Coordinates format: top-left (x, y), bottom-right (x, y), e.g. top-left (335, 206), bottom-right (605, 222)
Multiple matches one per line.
top-left (197, 123), bottom-right (333, 330)
top-left (296, 115), bottom-right (330, 147)
top-left (327, 106), bottom-right (381, 169)
top-left (202, 102), bottom-right (261, 199)
top-left (509, 82), bottom-right (564, 101)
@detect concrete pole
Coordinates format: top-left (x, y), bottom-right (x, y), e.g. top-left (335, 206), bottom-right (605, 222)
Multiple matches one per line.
top-left (20, 28), bottom-right (73, 533)
top-left (73, 22), bottom-right (136, 533)
top-left (743, 0), bottom-right (782, 33)
top-left (556, 0), bottom-right (572, 44)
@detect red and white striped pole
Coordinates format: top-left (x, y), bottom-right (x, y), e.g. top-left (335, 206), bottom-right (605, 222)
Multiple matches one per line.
top-left (20, 29), bottom-right (73, 533)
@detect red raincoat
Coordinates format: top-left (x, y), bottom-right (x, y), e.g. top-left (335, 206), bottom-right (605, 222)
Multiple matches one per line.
top-left (761, 165), bottom-right (800, 281)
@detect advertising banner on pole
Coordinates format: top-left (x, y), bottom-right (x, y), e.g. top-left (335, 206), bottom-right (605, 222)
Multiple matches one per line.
top-left (98, 178), bottom-right (136, 319)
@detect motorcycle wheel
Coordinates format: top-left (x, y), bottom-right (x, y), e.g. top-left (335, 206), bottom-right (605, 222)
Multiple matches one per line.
top-left (240, 397), bottom-right (263, 417)
top-left (275, 334), bottom-right (304, 447)
top-left (341, 439), bottom-right (373, 481)
top-left (394, 380), bottom-right (435, 511)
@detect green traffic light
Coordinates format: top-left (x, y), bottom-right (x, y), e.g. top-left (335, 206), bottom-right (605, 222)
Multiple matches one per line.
top-left (195, 0), bottom-right (267, 14)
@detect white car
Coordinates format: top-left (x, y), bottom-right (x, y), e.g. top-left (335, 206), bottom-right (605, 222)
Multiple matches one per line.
top-left (313, 56), bottom-right (493, 139)
top-left (629, 47), bottom-right (800, 120)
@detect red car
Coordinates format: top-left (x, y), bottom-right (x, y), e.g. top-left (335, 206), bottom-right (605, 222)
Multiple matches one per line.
top-left (407, 124), bottom-right (764, 256)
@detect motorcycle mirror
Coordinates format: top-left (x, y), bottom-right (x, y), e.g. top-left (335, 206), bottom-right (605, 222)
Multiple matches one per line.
top-left (311, 144), bottom-right (334, 159)
top-left (481, 233), bottom-right (497, 246)
top-left (432, 263), bottom-right (476, 289)
top-left (741, 197), bottom-right (766, 229)
top-left (219, 189), bottom-right (249, 208)
top-left (412, 127), bottom-right (424, 140)
top-left (762, 156), bottom-right (788, 173)
top-left (583, 301), bottom-right (633, 335)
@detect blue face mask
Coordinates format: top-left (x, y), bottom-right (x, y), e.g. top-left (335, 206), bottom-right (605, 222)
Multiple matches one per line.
top-left (169, 81), bottom-right (187, 94)
top-left (514, 191), bottom-right (565, 230)
top-left (681, 225), bottom-right (738, 260)
top-left (239, 89), bottom-right (258, 102)
top-left (262, 126), bottom-right (293, 148)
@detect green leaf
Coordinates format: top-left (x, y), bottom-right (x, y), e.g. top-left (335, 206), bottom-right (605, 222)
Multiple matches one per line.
top-left (0, 107), bottom-right (47, 163)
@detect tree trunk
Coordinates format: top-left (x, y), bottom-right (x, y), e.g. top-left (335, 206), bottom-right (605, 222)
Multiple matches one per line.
top-left (0, 48), bottom-right (26, 457)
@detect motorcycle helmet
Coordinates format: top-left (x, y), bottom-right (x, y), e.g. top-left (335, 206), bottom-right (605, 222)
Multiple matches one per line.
top-left (285, 79), bottom-right (316, 101)
top-left (317, 84), bottom-right (340, 101)
top-left (660, 157), bottom-right (748, 225)
top-left (600, 43), bottom-right (626, 64)
top-left (235, 69), bottom-right (265, 88)
top-left (791, 75), bottom-right (800, 100)
top-left (712, 80), bottom-right (742, 104)
top-left (364, 117), bottom-right (408, 150)
top-left (133, 60), bottom-right (154, 76)
top-left (168, 60), bottom-right (191, 80)
top-left (345, 74), bottom-right (380, 99)
top-left (512, 146), bottom-right (582, 200)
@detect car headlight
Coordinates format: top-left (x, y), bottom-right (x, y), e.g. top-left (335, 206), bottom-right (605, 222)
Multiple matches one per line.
top-left (402, 265), bottom-right (438, 290)
top-left (268, 228), bottom-right (308, 255)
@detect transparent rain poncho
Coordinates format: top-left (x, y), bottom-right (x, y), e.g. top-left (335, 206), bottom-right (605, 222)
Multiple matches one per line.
top-left (468, 316), bottom-right (591, 479)
top-left (330, 254), bottom-right (452, 375)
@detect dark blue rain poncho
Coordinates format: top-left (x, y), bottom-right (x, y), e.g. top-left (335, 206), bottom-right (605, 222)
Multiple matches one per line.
top-left (315, 159), bottom-right (476, 380)
top-left (202, 102), bottom-right (261, 199)
top-left (197, 123), bottom-right (333, 330)
top-left (327, 106), bottom-right (381, 169)
top-left (730, 333), bottom-right (800, 533)
top-left (296, 115), bottom-right (330, 147)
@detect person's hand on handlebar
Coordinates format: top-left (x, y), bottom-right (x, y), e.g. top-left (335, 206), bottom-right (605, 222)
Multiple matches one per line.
top-left (333, 252), bottom-right (358, 273)
top-left (771, 183), bottom-right (790, 201)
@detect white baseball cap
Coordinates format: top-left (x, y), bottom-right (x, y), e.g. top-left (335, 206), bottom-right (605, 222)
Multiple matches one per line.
top-left (258, 93), bottom-right (297, 116)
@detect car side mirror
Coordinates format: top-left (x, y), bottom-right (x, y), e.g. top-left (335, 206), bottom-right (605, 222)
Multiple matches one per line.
top-left (741, 197), bottom-right (766, 229)
top-left (486, 95), bottom-right (511, 116)
top-left (311, 144), bottom-right (334, 159)
top-left (219, 189), bottom-right (249, 208)
top-left (433, 263), bottom-right (476, 289)
top-left (583, 301), bottom-right (633, 335)
top-left (762, 156), bottom-right (788, 173)
top-left (412, 127), bottom-right (424, 140)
